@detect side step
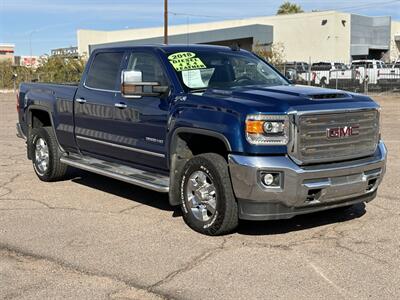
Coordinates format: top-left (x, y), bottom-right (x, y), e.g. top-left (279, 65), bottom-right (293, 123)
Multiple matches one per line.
top-left (60, 154), bottom-right (169, 193)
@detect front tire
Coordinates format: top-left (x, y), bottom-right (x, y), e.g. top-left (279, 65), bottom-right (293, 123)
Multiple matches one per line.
top-left (179, 153), bottom-right (238, 235)
top-left (29, 127), bottom-right (68, 181)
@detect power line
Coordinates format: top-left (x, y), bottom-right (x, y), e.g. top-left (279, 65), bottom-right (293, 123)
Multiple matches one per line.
top-left (168, 11), bottom-right (222, 19)
top-left (168, 0), bottom-right (400, 20)
top-left (324, 0), bottom-right (400, 12)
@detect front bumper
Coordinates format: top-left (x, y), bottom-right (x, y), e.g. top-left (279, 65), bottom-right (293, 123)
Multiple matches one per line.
top-left (229, 141), bottom-right (387, 220)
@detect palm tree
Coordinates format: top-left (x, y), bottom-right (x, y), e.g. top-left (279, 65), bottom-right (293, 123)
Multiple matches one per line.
top-left (276, 1), bottom-right (304, 15)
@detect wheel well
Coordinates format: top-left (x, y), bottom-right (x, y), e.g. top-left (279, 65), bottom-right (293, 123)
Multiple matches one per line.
top-left (173, 132), bottom-right (229, 161)
top-left (168, 131), bottom-right (230, 206)
top-left (31, 109), bottom-right (52, 128)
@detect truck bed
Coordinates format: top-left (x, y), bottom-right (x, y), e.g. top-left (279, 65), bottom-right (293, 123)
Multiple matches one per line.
top-left (18, 83), bottom-right (78, 137)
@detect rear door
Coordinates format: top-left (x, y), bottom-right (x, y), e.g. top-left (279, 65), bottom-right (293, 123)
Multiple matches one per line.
top-left (74, 51), bottom-right (125, 157)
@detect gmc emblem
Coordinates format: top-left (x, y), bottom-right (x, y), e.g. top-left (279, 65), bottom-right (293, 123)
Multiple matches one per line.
top-left (326, 126), bottom-right (359, 138)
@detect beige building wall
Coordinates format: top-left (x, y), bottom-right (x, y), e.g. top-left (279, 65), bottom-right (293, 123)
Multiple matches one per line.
top-left (77, 11), bottom-right (352, 62)
top-left (390, 20), bottom-right (400, 61)
top-left (0, 44), bottom-right (15, 63)
top-left (77, 16), bottom-right (270, 56)
top-left (256, 12), bottom-right (351, 62)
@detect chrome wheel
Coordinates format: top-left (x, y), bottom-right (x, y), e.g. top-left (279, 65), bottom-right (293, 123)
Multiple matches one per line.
top-left (186, 170), bottom-right (217, 222)
top-left (34, 137), bottom-right (49, 175)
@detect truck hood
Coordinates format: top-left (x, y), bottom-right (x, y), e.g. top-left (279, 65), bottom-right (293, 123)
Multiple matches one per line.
top-left (192, 84), bottom-right (379, 114)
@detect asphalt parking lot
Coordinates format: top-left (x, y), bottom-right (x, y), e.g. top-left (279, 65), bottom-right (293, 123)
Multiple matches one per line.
top-left (0, 91), bottom-right (399, 299)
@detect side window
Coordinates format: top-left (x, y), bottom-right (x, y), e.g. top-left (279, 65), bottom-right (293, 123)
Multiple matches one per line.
top-left (127, 52), bottom-right (168, 85)
top-left (85, 52), bottom-right (124, 90)
top-left (352, 62), bottom-right (365, 68)
top-left (311, 63), bottom-right (331, 71)
top-left (334, 63), bottom-right (345, 70)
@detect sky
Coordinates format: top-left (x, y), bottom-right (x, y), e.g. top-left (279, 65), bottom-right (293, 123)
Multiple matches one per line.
top-left (1, 0), bottom-right (400, 56)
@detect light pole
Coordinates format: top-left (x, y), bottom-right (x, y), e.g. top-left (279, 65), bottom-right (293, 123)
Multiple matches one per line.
top-left (164, 0), bottom-right (168, 44)
top-left (29, 30), bottom-right (36, 68)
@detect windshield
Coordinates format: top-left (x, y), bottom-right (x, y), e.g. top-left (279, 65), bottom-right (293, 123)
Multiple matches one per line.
top-left (165, 50), bottom-right (288, 91)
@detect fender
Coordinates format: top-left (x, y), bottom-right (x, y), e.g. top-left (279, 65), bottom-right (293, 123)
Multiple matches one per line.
top-left (169, 127), bottom-right (232, 152)
top-left (167, 127), bottom-right (231, 206)
top-left (26, 105), bottom-right (65, 159)
top-left (168, 127), bottom-right (232, 163)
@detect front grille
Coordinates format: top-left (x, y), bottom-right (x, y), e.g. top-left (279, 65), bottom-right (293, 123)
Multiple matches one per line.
top-left (291, 110), bottom-right (379, 164)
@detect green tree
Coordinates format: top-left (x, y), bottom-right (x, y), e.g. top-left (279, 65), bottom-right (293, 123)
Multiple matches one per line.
top-left (35, 56), bottom-right (85, 83)
top-left (0, 61), bottom-right (31, 89)
top-left (276, 1), bottom-right (304, 15)
top-left (0, 56), bottom-right (86, 89)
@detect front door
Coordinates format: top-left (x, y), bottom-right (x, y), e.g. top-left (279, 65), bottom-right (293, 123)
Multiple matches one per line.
top-left (111, 50), bottom-right (171, 171)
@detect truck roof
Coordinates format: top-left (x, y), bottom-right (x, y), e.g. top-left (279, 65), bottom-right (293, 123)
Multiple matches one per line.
top-left (91, 44), bottom-right (247, 54)
top-left (352, 59), bottom-right (384, 63)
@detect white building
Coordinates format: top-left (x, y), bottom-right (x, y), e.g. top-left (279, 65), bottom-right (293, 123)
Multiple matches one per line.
top-left (78, 11), bottom-right (400, 62)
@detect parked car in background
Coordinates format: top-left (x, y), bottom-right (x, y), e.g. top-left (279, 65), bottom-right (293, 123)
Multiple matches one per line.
top-left (351, 59), bottom-right (400, 89)
top-left (282, 61), bottom-right (309, 83)
top-left (351, 60), bottom-right (386, 86)
top-left (309, 62), bottom-right (347, 86)
top-left (377, 58), bottom-right (400, 88)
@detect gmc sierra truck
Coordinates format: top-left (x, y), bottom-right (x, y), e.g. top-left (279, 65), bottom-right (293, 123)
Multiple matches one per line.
top-left (16, 45), bottom-right (387, 235)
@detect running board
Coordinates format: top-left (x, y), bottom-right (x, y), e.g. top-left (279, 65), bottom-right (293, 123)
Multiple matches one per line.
top-left (60, 154), bottom-right (169, 193)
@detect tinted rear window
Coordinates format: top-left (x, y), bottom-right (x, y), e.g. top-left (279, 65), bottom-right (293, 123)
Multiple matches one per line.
top-left (334, 63), bottom-right (347, 70)
top-left (85, 52), bottom-right (124, 90)
top-left (311, 63), bottom-right (332, 71)
top-left (352, 62), bottom-right (366, 68)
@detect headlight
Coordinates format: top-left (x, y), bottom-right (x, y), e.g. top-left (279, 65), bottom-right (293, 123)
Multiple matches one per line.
top-left (245, 114), bottom-right (289, 145)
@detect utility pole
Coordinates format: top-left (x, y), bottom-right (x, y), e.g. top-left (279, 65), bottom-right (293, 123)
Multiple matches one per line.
top-left (29, 30), bottom-right (34, 68)
top-left (164, 0), bottom-right (168, 44)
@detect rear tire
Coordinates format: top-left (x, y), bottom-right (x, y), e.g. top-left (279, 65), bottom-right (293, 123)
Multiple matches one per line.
top-left (29, 127), bottom-right (68, 181)
top-left (179, 153), bottom-right (238, 235)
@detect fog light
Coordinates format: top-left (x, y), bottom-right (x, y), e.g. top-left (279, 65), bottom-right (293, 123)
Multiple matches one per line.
top-left (260, 172), bottom-right (281, 187)
top-left (262, 173), bottom-right (275, 186)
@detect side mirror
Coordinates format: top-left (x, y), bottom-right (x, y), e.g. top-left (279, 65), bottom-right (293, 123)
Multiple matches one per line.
top-left (121, 70), bottom-right (169, 98)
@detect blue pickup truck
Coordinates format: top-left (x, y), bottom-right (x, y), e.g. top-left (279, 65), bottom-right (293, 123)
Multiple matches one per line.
top-left (16, 45), bottom-right (387, 235)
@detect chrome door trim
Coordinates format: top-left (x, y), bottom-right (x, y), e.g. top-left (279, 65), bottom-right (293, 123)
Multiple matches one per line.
top-left (76, 136), bottom-right (165, 158)
top-left (83, 83), bottom-right (120, 93)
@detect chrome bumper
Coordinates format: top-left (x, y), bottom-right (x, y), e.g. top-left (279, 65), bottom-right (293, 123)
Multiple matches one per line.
top-left (228, 141), bottom-right (387, 220)
top-left (16, 123), bottom-right (26, 140)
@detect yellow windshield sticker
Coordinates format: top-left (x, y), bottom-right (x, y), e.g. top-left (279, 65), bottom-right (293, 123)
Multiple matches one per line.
top-left (168, 52), bottom-right (206, 72)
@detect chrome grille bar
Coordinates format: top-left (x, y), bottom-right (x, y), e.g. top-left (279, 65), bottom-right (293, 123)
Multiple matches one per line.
top-left (290, 109), bottom-right (379, 165)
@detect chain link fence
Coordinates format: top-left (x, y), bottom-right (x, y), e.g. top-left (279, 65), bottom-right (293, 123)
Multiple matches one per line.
top-left (274, 60), bottom-right (400, 95)
top-left (2, 58), bottom-right (400, 95)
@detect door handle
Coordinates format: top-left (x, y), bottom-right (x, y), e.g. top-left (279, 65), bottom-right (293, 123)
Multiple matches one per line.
top-left (76, 98), bottom-right (86, 104)
top-left (115, 102), bottom-right (127, 109)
